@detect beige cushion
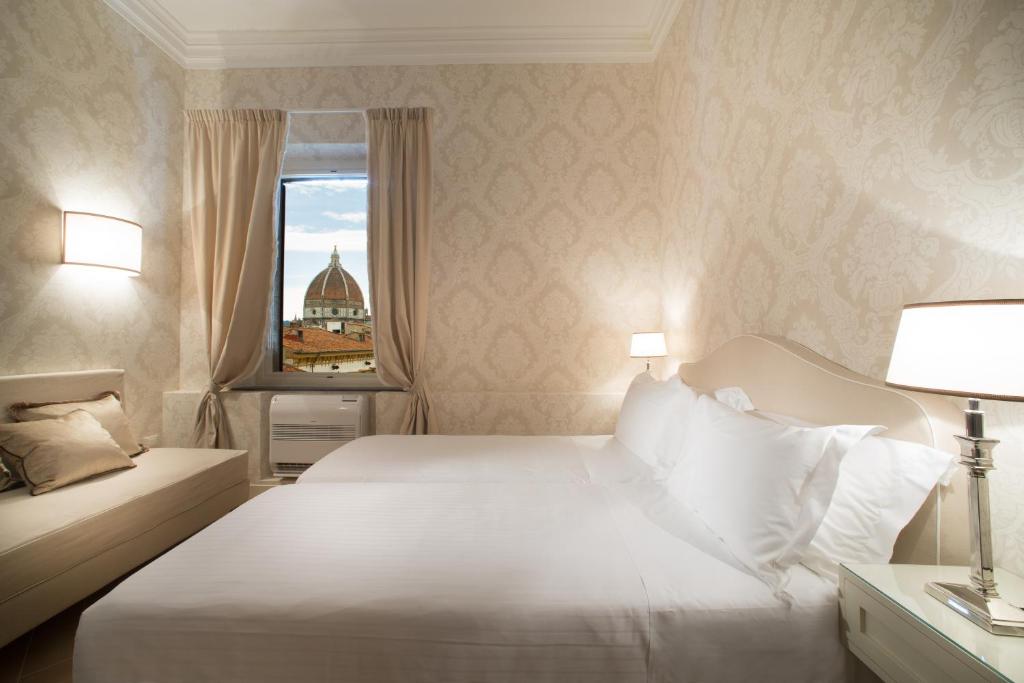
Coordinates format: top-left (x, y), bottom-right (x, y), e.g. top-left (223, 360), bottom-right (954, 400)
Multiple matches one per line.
top-left (10, 392), bottom-right (143, 457)
top-left (0, 411), bottom-right (135, 495)
top-left (0, 447), bottom-right (247, 607)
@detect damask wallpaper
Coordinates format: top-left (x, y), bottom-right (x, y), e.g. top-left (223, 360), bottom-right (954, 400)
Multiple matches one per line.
top-left (180, 64), bottom-right (663, 434)
top-left (0, 0), bottom-right (184, 440)
top-left (654, 0), bottom-right (1024, 574)
top-left (3, 0), bottom-right (1020, 574)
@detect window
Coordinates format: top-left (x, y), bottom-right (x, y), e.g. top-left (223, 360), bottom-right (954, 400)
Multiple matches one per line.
top-left (262, 175), bottom-right (383, 388)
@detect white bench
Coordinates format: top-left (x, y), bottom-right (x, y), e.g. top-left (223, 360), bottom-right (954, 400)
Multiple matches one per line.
top-left (0, 370), bottom-right (248, 646)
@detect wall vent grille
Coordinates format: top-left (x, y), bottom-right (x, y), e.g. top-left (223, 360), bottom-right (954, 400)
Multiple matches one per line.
top-left (274, 462), bottom-right (311, 474)
top-left (271, 424), bottom-right (357, 441)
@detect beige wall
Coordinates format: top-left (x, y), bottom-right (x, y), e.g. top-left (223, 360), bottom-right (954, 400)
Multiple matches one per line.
top-left (180, 64), bottom-right (663, 434)
top-left (7, 0), bottom-right (1019, 572)
top-left (0, 0), bottom-right (185, 440)
top-left (654, 0), bottom-right (1024, 575)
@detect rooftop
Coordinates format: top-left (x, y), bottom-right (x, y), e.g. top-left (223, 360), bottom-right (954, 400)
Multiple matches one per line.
top-left (282, 326), bottom-right (373, 354)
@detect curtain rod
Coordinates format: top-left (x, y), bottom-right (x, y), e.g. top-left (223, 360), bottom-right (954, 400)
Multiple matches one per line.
top-left (288, 109), bottom-right (366, 115)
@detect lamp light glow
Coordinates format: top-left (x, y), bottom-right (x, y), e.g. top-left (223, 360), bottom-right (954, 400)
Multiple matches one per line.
top-left (885, 300), bottom-right (1024, 401)
top-left (630, 332), bottom-right (667, 359)
top-left (62, 211), bottom-right (142, 275)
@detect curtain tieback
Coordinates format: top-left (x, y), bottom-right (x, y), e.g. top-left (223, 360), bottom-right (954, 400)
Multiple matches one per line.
top-left (207, 381), bottom-right (223, 395)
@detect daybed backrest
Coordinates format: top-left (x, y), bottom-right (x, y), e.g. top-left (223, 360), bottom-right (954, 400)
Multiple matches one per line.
top-left (677, 334), bottom-right (968, 566)
top-left (0, 370), bottom-right (126, 424)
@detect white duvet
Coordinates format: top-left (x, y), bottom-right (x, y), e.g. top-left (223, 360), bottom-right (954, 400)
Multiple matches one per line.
top-left (296, 434), bottom-right (651, 484)
top-left (75, 481), bottom-right (844, 683)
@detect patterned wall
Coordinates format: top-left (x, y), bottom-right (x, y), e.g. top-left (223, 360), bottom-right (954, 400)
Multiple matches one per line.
top-left (10, 0), bottom-right (1019, 572)
top-left (181, 64), bottom-right (663, 434)
top-left (654, 0), bottom-right (1024, 575)
top-left (0, 0), bottom-right (184, 440)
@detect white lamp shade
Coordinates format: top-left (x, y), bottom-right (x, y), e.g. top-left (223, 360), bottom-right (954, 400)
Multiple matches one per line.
top-left (885, 300), bottom-right (1024, 401)
top-left (62, 211), bottom-right (142, 275)
top-left (630, 332), bottom-right (667, 358)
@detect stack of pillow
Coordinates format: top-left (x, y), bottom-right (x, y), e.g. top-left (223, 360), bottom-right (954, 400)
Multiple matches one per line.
top-left (0, 392), bottom-right (144, 495)
top-left (614, 373), bottom-right (956, 597)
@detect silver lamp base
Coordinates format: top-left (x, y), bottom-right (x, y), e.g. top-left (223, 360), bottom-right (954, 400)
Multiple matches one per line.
top-left (926, 400), bottom-right (1024, 637)
top-left (926, 581), bottom-right (1024, 637)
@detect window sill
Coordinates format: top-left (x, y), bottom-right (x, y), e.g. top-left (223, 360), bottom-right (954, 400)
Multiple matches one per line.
top-left (234, 372), bottom-right (401, 392)
top-left (234, 383), bottom-right (404, 393)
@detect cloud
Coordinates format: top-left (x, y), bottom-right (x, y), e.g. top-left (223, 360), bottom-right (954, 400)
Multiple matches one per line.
top-left (323, 210), bottom-right (367, 224)
top-left (288, 178), bottom-right (367, 195)
top-left (282, 286), bottom-right (308, 321)
top-left (284, 226), bottom-right (366, 252)
top-left (284, 222), bottom-right (351, 235)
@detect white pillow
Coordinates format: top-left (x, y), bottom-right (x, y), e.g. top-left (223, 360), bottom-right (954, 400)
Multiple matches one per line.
top-left (801, 437), bottom-right (956, 579)
top-left (615, 373), bottom-right (697, 477)
top-left (713, 386), bottom-right (755, 412)
top-left (667, 395), bottom-right (879, 598)
top-left (756, 410), bottom-right (958, 580)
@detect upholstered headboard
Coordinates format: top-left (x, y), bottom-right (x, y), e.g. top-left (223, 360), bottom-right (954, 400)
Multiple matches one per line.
top-left (0, 370), bottom-right (126, 424)
top-left (677, 335), bottom-right (968, 566)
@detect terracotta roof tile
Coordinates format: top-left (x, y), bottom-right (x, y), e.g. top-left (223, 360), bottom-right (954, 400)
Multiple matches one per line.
top-left (283, 326), bottom-right (374, 353)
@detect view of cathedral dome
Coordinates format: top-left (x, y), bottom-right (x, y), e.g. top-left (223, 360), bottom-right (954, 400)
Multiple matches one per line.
top-left (303, 246), bottom-right (369, 332)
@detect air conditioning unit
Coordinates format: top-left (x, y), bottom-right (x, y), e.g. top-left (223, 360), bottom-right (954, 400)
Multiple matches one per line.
top-left (269, 394), bottom-right (369, 478)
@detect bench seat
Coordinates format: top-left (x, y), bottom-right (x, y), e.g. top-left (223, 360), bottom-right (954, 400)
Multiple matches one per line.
top-left (0, 447), bottom-right (247, 645)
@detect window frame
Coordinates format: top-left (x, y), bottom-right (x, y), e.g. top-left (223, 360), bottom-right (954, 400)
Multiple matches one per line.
top-left (242, 173), bottom-right (394, 391)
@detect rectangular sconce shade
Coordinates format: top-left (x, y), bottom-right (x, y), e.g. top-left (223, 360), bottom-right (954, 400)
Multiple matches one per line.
top-left (630, 332), bottom-right (667, 358)
top-left (62, 211), bottom-right (142, 275)
top-left (885, 300), bottom-right (1024, 401)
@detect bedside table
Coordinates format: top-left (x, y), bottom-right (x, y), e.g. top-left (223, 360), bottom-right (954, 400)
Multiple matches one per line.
top-left (839, 564), bottom-right (1024, 682)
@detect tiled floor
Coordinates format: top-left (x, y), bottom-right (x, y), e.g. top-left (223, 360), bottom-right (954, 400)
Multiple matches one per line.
top-left (0, 585), bottom-right (115, 683)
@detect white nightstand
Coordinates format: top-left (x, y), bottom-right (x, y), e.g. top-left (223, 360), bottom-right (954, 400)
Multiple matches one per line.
top-left (839, 564), bottom-right (1024, 682)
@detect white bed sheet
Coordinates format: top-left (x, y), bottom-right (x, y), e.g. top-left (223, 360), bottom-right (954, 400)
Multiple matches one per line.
top-left (296, 434), bottom-right (651, 484)
top-left (606, 479), bottom-right (845, 682)
top-left (75, 481), bottom-right (844, 683)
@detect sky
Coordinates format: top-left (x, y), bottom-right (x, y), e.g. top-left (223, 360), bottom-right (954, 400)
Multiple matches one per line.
top-left (282, 177), bottom-right (369, 321)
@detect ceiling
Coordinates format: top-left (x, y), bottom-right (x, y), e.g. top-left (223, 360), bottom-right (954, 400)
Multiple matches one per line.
top-left (104, 0), bottom-right (682, 69)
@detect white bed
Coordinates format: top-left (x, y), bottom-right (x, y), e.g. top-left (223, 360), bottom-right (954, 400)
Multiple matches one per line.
top-left (302, 336), bottom-right (968, 566)
top-left (296, 434), bottom-right (649, 484)
top-left (73, 335), bottom-right (969, 682)
top-left (75, 481), bottom-right (842, 683)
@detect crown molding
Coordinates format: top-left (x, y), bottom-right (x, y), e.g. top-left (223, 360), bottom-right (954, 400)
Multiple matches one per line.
top-left (648, 0), bottom-right (684, 56)
top-left (104, 0), bottom-right (682, 69)
top-left (103, 0), bottom-right (191, 66)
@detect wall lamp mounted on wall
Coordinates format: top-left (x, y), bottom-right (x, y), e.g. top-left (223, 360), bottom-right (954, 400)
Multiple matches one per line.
top-left (62, 211), bottom-right (142, 276)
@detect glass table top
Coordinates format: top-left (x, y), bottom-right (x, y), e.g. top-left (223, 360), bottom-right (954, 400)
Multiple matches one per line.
top-left (843, 563), bottom-right (1024, 683)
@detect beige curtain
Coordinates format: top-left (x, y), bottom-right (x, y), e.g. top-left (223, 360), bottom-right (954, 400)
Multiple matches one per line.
top-left (366, 108), bottom-right (434, 434)
top-left (184, 109), bottom-right (288, 448)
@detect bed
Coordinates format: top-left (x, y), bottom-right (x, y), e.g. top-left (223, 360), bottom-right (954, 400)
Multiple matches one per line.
top-left (74, 481), bottom-right (843, 682)
top-left (295, 433), bottom-right (649, 484)
top-left (300, 335), bottom-right (967, 565)
top-left (73, 335), bottom-right (969, 682)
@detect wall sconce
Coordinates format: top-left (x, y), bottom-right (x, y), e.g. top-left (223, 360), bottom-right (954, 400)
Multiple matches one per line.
top-left (62, 211), bottom-right (142, 275)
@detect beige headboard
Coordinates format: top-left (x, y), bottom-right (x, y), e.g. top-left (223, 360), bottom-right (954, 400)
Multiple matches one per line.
top-left (0, 369), bottom-right (126, 424)
top-left (677, 335), bottom-right (968, 566)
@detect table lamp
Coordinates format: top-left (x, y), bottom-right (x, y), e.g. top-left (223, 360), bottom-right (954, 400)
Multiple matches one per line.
top-left (885, 299), bottom-right (1024, 636)
top-left (630, 332), bottom-right (667, 373)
